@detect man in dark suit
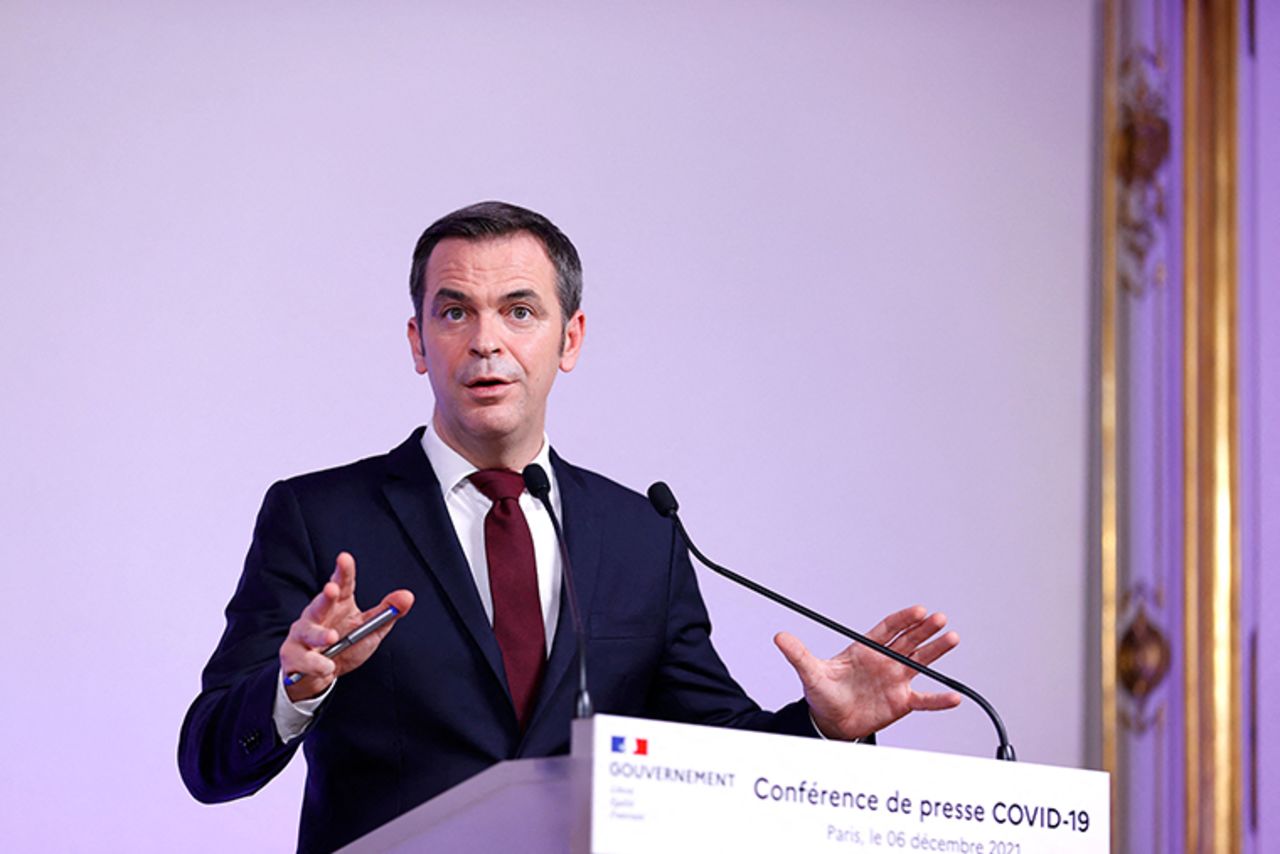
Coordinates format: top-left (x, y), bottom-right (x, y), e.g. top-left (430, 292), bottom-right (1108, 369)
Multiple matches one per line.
top-left (178, 202), bottom-right (961, 853)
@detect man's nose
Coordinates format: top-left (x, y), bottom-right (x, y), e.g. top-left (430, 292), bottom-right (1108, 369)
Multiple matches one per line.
top-left (468, 313), bottom-right (503, 357)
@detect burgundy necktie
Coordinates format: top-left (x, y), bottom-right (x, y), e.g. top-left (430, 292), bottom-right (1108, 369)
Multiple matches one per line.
top-left (469, 469), bottom-right (546, 730)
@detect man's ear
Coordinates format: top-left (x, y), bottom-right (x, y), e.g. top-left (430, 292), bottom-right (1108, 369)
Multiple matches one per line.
top-left (407, 317), bottom-right (428, 375)
top-left (559, 310), bottom-right (586, 372)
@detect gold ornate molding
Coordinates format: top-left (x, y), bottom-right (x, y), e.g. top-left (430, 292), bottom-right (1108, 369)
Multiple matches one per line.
top-left (1102, 1), bottom-right (1244, 851)
top-left (1181, 1), bottom-right (1241, 852)
top-left (1098, 8), bottom-right (1120, 850)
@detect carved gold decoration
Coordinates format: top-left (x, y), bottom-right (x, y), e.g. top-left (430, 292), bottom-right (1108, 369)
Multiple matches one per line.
top-left (1116, 63), bottom-right (1171, 187)
top-left (1116, 584), bottom-right (1170, 735)
top-left (1115, 49), bottom-right (1171, 297)
top-left (1118, 607), bottom-right (1170, 702)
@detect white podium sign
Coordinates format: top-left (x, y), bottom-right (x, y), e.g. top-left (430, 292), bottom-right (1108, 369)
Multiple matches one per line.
top-left (572, 715), bottom-right (1109, 854)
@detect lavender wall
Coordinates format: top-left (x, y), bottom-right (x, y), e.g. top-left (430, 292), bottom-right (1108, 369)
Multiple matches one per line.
top-left (0, 3), bottom-right (1093, 850)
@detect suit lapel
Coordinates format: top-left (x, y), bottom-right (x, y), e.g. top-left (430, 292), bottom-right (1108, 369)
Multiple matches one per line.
top-left (527, 451), bottom-right (602, 733)
top-left (380, 429), bottom-right (509, 697)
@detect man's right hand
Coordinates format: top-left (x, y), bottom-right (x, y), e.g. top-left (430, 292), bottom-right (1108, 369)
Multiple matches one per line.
top-left (280, 551), bottom-right (415, 702)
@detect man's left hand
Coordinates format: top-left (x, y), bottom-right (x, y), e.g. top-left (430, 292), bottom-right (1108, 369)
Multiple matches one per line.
top-left (774, 605), bottom-right (962, 741)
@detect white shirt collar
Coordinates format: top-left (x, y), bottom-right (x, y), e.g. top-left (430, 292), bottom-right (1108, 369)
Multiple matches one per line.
top-left (420, 421), bottom-right (554, 498)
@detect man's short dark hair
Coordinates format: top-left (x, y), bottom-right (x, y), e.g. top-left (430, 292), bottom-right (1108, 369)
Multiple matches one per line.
top-left (409, 201), bottom-right (583, 323)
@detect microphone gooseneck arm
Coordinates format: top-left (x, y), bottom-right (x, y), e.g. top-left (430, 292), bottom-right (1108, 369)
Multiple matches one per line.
top-left (523, 464), bottom-right (593, 719)
top-left (647, 482), bottom-right (1015, 761)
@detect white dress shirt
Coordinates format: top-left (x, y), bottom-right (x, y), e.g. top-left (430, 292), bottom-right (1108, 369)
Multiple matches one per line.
top-left (273, 423), bottom-right (564, 743)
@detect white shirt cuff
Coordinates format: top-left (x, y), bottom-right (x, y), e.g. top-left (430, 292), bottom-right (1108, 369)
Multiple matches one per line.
top-left (810, 710), bottom-right (875, 743)
top-left (273, 669), bottom-right (334, 744)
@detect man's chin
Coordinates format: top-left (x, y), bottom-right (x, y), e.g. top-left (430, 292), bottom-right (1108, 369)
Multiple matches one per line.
top-left (451, 409), bottom-right (531, 445)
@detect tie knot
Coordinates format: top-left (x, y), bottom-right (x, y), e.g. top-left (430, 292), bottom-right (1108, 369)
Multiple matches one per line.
top-left (469, 469), bottom-right (526, 503)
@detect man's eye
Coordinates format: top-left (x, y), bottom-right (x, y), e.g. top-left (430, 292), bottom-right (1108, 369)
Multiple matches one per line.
top-left (510, 306), bottom-right (533, 321)
top-left (442, 307), bottom-right (466, 321)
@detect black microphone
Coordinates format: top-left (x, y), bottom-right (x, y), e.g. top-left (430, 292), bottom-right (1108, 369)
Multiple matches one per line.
top-left (646, 481), bottom-right (1016, 761)
top-left (523, 464), bottom-right (593, 719)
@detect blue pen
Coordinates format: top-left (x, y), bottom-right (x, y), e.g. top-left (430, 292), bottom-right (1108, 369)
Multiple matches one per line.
top-left (283, 605), bottom-right (400, 686)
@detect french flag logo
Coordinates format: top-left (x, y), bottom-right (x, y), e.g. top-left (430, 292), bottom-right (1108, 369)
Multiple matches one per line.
top-left (611, 736), bottom-right (648, 755)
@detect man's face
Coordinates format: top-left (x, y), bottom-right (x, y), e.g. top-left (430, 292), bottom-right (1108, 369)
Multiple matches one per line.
top-left (407, 233), bottom-right (584, 463)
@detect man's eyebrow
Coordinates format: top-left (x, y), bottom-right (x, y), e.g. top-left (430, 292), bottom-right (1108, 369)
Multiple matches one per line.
top-left (430, 288), bottom-right (473, 307)
top-left (502, 288), bottom-right (544, 304)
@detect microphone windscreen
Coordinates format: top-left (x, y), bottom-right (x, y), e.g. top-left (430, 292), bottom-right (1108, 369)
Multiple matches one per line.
top-left (647, 482), bottom-right (679, 517)
top-left (522, 463), bottom-right (552, 499)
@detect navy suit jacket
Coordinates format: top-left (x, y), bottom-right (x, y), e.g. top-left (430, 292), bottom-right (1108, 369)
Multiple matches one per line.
top-left (178, 429), bottom-right (813, 853)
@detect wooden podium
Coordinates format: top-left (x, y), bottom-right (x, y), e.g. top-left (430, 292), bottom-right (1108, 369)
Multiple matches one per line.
top-left (341, 714), bottom-right (1109, 853)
